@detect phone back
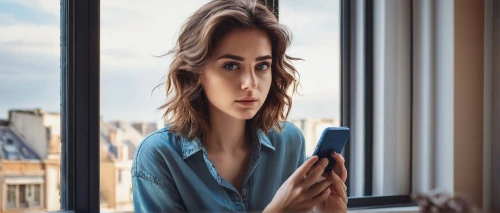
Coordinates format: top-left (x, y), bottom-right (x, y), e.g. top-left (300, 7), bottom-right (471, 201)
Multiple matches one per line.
top-left (312, 127), bottom-right (350, 173)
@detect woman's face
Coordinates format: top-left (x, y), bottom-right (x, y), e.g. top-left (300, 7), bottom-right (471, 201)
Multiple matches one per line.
top-left (201, 28), bottom-right (273, 121)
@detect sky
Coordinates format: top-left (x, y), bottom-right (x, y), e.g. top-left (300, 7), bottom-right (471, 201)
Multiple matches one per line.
top-left (0, 0), bottom-right (341, 123)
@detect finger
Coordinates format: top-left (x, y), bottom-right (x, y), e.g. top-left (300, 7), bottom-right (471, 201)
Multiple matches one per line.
top-left (291, 156), bottom-right (319, 181)
top-left (330, 171), bottom-right (348, 204)
top-left (307, 165), bottom-right (328, 179)
top-left (332, 152), bottom-right (347, 182)
top-left (308, 179), bottom-right (332, 198)
top-left (335, 179), bottom-right (347, 192)
top-left (303, 158), bottom-right (329, 186)
top-left (310, 188), bottom-right (330, 207)
top-left (336, 188), bottom-right (348, 205)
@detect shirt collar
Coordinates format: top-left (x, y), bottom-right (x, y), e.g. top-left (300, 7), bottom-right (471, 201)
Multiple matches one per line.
top-left (256, 129), bottom-right (275, 151)
top-left (181, 129), bottom-right (276, 159)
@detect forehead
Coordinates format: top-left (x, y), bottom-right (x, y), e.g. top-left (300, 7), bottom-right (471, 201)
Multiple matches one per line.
top-left (212, 28), bottom-right (272, 58)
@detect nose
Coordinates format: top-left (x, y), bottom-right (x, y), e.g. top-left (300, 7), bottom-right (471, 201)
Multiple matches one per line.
top-left (241, 67), bottom-right (257, 90)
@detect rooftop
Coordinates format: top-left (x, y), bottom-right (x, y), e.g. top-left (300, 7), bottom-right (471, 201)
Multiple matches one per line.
top-left (0, 126), bottom-right (42, 161)
top-left (100, 120), bottom-right (143, 161)
top-left (7, 109), bottom-right (59, 118)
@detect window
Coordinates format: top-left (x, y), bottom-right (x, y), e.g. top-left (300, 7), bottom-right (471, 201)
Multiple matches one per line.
top-left (0, 0), bottom-right (61, 211)
top-left (99, 0), bottom-right (339, 211)
top-left (34, 184), bottom-right (41, 206)
top-left (99, 1), bottom-right (210, 211)
top-left (280, 0), bottom-right (342, 157)
top-left (19, 184), bottom-right (28, 208)
top-left (6, 184), bottom-right (42, 209)
top-left (280, 0), bottom-right (414, 208)
top-left (7, 185), bottom-right (16, 209)
top-left (60, 0), bottom-right (419, 211)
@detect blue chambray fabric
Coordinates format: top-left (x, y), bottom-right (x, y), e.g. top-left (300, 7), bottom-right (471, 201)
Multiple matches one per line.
top-left (132, 122), bottom-right (306, 213)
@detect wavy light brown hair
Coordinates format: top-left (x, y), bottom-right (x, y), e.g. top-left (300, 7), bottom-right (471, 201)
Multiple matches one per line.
top-left (159, 0), bottom-right (301, 140)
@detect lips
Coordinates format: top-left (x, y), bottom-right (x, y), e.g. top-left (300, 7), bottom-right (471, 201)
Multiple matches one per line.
top-left (235, 97), bottom-right (258, 106)
top-left (236, 97), bottom-right (257, 102)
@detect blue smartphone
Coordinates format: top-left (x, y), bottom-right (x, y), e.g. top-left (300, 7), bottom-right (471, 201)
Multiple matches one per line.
top-left (311, 127), bottom-right (350, 174)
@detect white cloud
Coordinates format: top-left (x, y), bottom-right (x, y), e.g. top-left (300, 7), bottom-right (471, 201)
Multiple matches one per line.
top-left (0, 13), bottom-right (18, 25)
top-left (100, 0), bottom-right (208, 75)
top-left (0, 0), bottom-right (60, 17)
top-left (0, 24), bottom-right (59, 57)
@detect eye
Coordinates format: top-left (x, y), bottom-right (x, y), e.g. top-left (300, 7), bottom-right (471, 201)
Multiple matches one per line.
top-left (256, 62), bottom-right (271, 71)
top-left (223, 63), bottom-right (240, 71)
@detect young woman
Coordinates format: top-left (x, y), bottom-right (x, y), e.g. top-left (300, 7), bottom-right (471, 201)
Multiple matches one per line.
top-left (132, 0), bottom-right (348, 212)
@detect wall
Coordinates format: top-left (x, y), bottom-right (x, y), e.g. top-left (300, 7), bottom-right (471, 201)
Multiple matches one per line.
top-left (1, 161), bottom-right (44, 173)
top-left (44, 159), bottom-right (60, 211)
top-left (454, 0), bottom-right (484, 207)
top-left (100, 161), bottom-right (133, 211)
top-left (43, 113), bottom-right (61, 156)
top-left (0, 161), bottom-right (45, 213)
top-left (100, 162), bottom-right (116, 208)
top-left (114, 160), bottom-right (133, 211)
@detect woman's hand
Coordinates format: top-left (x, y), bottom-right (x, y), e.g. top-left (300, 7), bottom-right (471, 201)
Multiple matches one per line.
top-left (314, 152), bottom-right (348, 213)
top-left (264, 156), bottom-right (332, 213)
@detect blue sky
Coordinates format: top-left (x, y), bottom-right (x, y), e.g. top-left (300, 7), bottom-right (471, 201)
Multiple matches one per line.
top-left (0, 0), bottom-right (341, 123)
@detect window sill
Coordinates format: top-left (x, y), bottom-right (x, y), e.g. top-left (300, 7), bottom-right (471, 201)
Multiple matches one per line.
top-left (349, 206), bottom-right (420, 213)
top-left (39, 207), bottom-right (420, 213)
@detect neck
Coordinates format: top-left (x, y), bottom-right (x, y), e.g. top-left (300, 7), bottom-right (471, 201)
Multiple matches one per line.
top-left (204, 104), bottom-right (249, 154)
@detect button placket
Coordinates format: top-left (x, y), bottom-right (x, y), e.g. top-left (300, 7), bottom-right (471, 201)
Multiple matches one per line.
top-left (242, 182), bottom-right (250, 210)
top-left (232, 192), bottom-right (245, 212)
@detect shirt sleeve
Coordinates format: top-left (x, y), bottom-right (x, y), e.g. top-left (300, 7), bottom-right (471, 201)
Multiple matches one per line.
top-left (132, 174), bottom-right (186, 213)
top-left (131, 134), bottom-right (186, 213)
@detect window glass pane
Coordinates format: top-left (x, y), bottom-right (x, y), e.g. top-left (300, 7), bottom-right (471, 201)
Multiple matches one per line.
top-left (0, 0), bottom-right (60, 211)
top-left (100, 1), bottom-right (209, 212)
top-left (279, 0), bottom-right (342, 156)
top-left (19, 184), bottom-right (27, 208)
top-left (34, 184), bottom-right (41, 206)
top-left (7, 185), bottom-right (16, 209)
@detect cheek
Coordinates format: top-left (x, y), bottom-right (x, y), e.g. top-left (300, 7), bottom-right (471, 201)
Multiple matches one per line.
top-left (260, 72), bottom-right (273, 93)
top-left (202, 71), bottom-right (235, 101)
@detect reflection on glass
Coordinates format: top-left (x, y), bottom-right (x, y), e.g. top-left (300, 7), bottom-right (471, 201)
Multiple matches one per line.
top-left (0, 0), bottom-right (61, 212)
top-left (279, 0), bottom-right (342, 156)
top-left (100, 0), bottom-right (209, 212)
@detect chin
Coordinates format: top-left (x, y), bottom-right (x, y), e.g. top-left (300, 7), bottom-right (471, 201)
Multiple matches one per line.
top-left (231, 110), bottom-right (258, 120)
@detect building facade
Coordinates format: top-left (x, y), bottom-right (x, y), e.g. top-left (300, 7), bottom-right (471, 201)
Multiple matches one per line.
top-left (0, 126), bottom-right (45, 213)
top-left (4, 110), bottom-right (144, 212)
top-left (100, 120), bottom-right (142, 212)
top-left (7, 110), bottom-right (61, 212)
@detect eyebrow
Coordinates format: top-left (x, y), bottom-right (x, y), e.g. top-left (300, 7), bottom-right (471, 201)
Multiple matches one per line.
top-left (216, 54), bottom-right (272, 62)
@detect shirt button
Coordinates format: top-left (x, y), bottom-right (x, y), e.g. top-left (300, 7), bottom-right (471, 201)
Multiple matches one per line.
top-left (235, 204), bottom-right (244, 212)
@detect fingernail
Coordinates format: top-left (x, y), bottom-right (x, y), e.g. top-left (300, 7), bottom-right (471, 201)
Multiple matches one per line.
top-left (332, 152), bottom-right (337, 156)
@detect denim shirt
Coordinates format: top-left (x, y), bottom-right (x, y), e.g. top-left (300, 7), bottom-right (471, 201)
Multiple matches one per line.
top-left (132, 122), bottom-right (306, 213)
